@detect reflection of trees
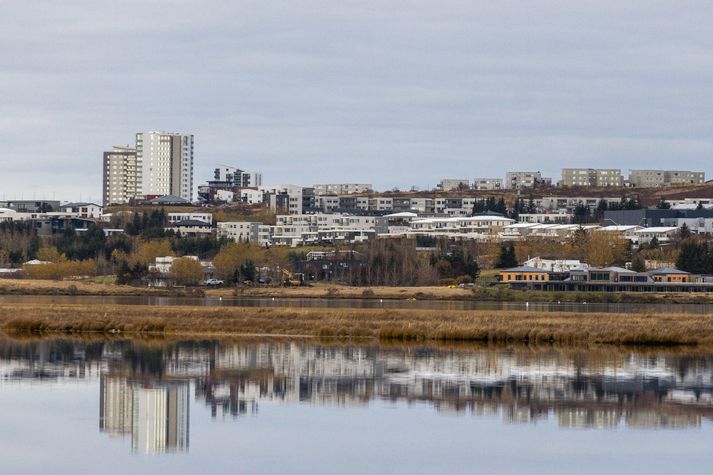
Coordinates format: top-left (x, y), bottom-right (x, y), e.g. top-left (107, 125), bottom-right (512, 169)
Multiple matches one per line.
top-left (2, 337), bottom-right (713, 430)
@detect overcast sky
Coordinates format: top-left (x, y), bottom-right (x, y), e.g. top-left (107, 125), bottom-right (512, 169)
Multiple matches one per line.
top-left (1, 0), bottom-right (711, 202)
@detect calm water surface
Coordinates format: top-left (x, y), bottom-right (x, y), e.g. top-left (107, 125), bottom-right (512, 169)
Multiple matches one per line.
top-left (1, 294), bottom-right (713, 314)
top-left (1, 337), bottom-right (713, 474)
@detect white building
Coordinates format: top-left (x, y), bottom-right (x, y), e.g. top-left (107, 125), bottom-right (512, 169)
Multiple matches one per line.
top-left (523, 257), bottom-right (589, 272)
top-left (136, 131), bottom-right (194, 201)
top-left (409, 215), bottom-right (514, 238)
top-left (632, 227), bottom-right (680, 245)
top-left (60, 202), bottom-right (103, 219)
top-left (240, 189), bottom-right (263, 204)
top-left (167, 213), bottom-right (213, 225)
top-left (214, 166), bottom-right (262, 187)
top-left (473, 178), bottom-right (503, 190)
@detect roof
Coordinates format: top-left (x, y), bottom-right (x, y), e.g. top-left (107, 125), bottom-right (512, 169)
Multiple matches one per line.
top-left (596, 266), bottom-right (635, 273)
top-left (502, 266), bottom-right (549, 273)
top-left (62, 202), bottom-right (101, 208)
top-left (171, 219), bottom-right (212, 227)
top-left (383, 212), bottom-right (418, 218)
top-left (649, 268), bottom-right (690, 275)
top-left (633, 227), bottom-right (679, 233)
top-left (149, 195), bottom-right (190, 204)
top-left (596, 225), bottom-right (641, 232)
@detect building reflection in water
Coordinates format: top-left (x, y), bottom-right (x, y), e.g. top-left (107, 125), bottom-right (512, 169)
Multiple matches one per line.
top-left (100, 377), bottom-right (189, 453)
top-left (2, 337), bottom-right (713, 455)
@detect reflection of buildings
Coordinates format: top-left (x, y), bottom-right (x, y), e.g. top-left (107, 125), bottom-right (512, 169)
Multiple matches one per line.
top-left (100, 376), bottom-right (189, 453)
top-left (4, 337), bottom-right (713, 435)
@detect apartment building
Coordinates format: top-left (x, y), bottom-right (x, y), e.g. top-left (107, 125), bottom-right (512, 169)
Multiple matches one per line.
top-left (261, 185), bottom-right (314, 214)
top-left (103, 146), bottom-right (139, 205)
top-left (560, 168), bottom-right (623, 187)
top-left (505, 172), bottom-right (549, 189)
top-left (473, 178), bottom-right (503, 190)
top-left (167, 213), bottom-right (213, 225)
top-left (213, 166), bottom-right (262, 187)
top-left (535, 196), bottom-right (621, 212)
top-left (438, 179), bottom-right (470, 191)
top-left (61, 202), bottom-right (103, 219)
top-left (313, 184), bottom-right (373, 195)
top-left (136, 131), bottom-right (194, 201)
top-left (629, 170), bottom-right (705, 187)
top-left (217, 221), bottom-right (262, 243)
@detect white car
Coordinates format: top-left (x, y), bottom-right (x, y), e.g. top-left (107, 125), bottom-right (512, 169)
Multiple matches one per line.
top-left (204, 278), bottom-right (225, 287)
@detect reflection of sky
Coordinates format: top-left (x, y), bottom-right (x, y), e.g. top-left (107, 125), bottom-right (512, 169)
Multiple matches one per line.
top-left (1, 379), bottom-right (713, 475)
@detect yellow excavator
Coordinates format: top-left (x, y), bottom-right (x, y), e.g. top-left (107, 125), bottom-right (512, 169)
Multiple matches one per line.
top-left (282, 269), bottom-right (305, 287)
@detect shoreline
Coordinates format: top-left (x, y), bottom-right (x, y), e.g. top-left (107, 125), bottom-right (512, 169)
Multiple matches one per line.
top-left (2, 302), bottom-right (713, 346)
top-left (2, 279), bottom-right (713, 304)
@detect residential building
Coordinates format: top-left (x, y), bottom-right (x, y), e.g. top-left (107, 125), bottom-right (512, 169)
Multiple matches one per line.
top-left (166, 220), bottom-right (213, 237)
top-left (536, 196), bottom-right (621, 212)
top-left (505, 172), bottom-right (549, 189)
top-left (313, 184), bottom-right (373, 195)
top-left (473, 178), bottom-right (503, 190)
top-left (217, 221), bottom-right (261, 243)
top-left (136, 131), bottom-right (194, 201)
top-left (629, 170), bottom-right (705, 188)
top-left (103, 146), bottom-right (139, 205)
top-left (438, 179), bottom-right (470, 191)
top-left (0, 200), bottom-right (60, 213)
top-left (522, 257), bottom-right (589, 272)
top-left (261, 185), bottom-right (314, 214)
top-left (61, 202), bottom-right (103, 219)
top-left (167, 213), bottom-right (213, 225)
top-left (213, 166), bottom-right (263, 187)
top-left (560, 168), bottom-right (623, 187)
top-left (518, 212), bottom-right (572, 224)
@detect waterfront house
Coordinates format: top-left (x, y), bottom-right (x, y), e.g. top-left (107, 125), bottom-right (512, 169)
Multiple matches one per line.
top-left (500, 266), bottom-right (551, 283)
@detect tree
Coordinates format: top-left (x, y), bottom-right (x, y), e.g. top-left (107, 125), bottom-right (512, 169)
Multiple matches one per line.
top-left (631, 254), bottom-right (646, 272)
top-left (676, 240), bottom-right (712, 274)
top-left (496, 243), bottom-right (518, 268)
top-left (170, 258), bottom-right (204, 286)
top-left (586, 232), bottom-right (630, 267)
top-left (679, 223), bottom-right (692, 240)
top-left (657, 199), bottom-right (671, 209)
top-left (573, 204), bottom-right (591, 224)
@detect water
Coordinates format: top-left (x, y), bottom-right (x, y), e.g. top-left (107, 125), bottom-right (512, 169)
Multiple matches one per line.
top-left (2, 294), bottom-right (713, 314)
top-left (1, 337), bottom-right (713, 474)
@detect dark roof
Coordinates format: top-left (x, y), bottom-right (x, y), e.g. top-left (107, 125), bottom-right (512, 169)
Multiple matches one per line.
top-left (475, 210), bottom-right (506, 217)
top-left (171, 220), bottom-right (211, 227)
top-left (149, 195), bottom-right (190, 204)
top-left (648, 268), bottom-right (690, 275)
top-left (503, 266), bottom-right (548, 273)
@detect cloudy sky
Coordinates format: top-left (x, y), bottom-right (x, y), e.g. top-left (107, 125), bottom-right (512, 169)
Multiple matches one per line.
top-left (1, 0), bottom-right (711, 202)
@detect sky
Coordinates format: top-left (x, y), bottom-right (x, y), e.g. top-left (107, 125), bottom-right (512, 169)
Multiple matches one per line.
top-left (1, 0), bottom-right (711, 202)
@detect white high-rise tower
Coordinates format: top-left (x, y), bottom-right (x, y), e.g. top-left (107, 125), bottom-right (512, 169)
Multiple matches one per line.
top-left (136, 131), bottom-right (194, 201)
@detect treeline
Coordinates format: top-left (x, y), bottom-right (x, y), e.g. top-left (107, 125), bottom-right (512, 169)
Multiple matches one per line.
top-left (346, 238), bottom-right (480, 286)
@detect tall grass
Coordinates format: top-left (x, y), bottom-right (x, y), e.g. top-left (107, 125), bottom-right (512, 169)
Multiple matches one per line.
top-left (0, 303), bottom-right (711, 346)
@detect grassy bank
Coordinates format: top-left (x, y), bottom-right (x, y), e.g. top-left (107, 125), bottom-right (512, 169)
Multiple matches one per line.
top-left (1, 303), bottom-right (713, 346)
top-left (2, 279), bottom-right (713, 304)
top-left (0, 279), bottom-right (204, 297)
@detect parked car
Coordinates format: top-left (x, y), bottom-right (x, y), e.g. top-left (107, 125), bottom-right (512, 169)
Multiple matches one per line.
top-left (204, 278), bottom-right (225, 287)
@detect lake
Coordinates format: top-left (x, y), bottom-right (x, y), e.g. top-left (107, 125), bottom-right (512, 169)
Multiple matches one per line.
top-left (2, 294), bottom-right (713, 314)
top-left (1, 337), bottom-right (713, 474)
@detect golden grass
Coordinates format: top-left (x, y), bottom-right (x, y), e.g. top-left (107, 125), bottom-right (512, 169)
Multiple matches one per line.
top-left (0, 279), bottom-right (203, 297)
top-left (1, 303), bottom-right (712, 346)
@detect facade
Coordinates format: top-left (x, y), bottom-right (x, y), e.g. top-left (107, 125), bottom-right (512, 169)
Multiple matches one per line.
top-left (167, 213), bottom-right (213, 225)
top-left (629, 170), bottom-right (705, 188)
top-left (500, 266), bottom-right (551, 283)
top-left (166, 220), bottom-right (213, 237)
top-left (61, 202), bottom-right (103, 219)
top-left (505, 172), bottom-right (548, 189)
top-left (560, 168), bottom-right (623, 187)
top-left (103, 146), bottom-right (139, 205)
top-left (213, 166), bottom-right (262, 187)
top-left (136, 131), bottom-right (194, 201)
top-left (473, 178), bottom-right (503, 190)
top-left (217, 221), bottom-right (261, 243)
top-left (313, 184), bottom-right (373, 195)
top-left (438, 179), bottom-right (470, 191)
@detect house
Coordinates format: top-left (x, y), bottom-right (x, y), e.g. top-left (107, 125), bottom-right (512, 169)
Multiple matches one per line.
top-left (500, 266), bottom-right (551, 283)
top-left (523, 257), bottom-right (588, 272)
top-left (61, 202), bottom-right (103, 219)
top-left (649, 268), bottom-right (691, 283)
top-left (632, 227), bottom-right (679, 245)
top-left (147, 195), bottom-right (191, 206)
top-left (168, 213), bottom-right (213, 225)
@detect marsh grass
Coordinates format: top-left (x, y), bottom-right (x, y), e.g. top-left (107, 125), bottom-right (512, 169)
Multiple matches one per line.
top-left (0, 303), bottom-right (711, 346)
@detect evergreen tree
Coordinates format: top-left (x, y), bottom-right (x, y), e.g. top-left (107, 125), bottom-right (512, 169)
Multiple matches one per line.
top-left (496, 243), bottom-right (518, 268)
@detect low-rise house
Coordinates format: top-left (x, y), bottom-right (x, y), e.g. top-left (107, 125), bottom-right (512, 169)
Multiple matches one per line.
top-left (518, 213), bottom-right (572, 224)
top-left (500, 266), bottom-right (551, 283)
top-left (502, 266), bottom-right (713, 292)
top-left (168, 213), bottom-right (213, 225)
top-left (649, 268), bottom-right (690, 283)
top-left (61, 202), bottom-right (103, 219)
top-left (632, 226), bottom-right (679, 245)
